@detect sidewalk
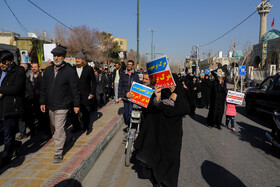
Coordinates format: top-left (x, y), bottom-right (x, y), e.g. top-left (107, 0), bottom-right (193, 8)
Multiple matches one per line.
top-left (0, 101), bottom-right (123, 187)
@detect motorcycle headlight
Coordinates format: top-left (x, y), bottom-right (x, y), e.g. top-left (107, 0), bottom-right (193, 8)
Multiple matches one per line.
top-left (131, 111), bottom-right (141, 118)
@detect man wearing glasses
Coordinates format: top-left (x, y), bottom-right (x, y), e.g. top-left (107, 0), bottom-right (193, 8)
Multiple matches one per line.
top-left (118, 60), bottom-right (140, 127)
top-left (40, 45), bottom-right (80, 163)
top-left (0, 50), bottom-right (25, 167)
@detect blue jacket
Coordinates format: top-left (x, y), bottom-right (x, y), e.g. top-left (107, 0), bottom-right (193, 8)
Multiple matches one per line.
top-left (118, 70), bottom-right (140, 99)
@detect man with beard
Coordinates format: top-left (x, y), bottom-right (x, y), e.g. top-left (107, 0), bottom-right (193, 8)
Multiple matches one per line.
top-left (72, 52), bottom-right (96, 134)
top-left (0, 50), bottom-right (25, 167)
top-left (118, 60), bottom-right (140, 127)
top-left (40, 45), bottom-right (80, 163)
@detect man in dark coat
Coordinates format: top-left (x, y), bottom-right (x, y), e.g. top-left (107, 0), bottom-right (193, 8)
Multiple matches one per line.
top-left (95, 70), bottom-right (107, 109)
top-left (118, 60), bottom-right (140, 126)
top-left (40, 45), bottom-right (80, 163)
top-left (0, 50), bottom-right (25, 166)
top-left (206, 69), bottom-right (227, 129)
top-left (72, 52), bottom-right (96, 134)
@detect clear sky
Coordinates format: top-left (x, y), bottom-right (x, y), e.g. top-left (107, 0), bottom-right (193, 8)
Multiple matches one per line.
top-left (0, 0), bottom-right (279, 64)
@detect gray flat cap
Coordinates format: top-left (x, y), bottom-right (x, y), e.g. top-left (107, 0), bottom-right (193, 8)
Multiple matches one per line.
top-left (75, 51), bottom-right (86, 60)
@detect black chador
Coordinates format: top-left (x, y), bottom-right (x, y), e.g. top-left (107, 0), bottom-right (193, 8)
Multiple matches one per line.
top-left (202, 75), bottom-right (212, 109)
top-left (135, 75), bottom-right (190, 187)
top-left (206, 79), bottom-right (227, 128)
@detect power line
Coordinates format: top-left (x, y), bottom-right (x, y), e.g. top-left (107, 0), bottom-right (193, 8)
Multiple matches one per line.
top-left (26, 0), bottom-right (75, 32)
top-left (200, 0), bottom-right (272, 47)
top-left (3, 0), bottom-right (30, 34)
top-left (200, 10), bottom-right (257, 47)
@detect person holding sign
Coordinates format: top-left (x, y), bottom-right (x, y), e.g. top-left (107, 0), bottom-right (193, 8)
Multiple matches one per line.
top-left (225, 100), bottom-right (237, 132)
top-left (135, 74), bottom-right (190, 187)
top-left (206, 68), bottom-right (227, 129)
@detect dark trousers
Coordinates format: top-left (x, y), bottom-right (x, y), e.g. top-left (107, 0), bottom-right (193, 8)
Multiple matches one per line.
top-left (123, 100), bottom-right (133, 126)
top-left (81, 105), bottom-right (96, 130)
top-left (96, 93), bottom-right (103, 108)
top-left (1, 116), bottom-right (19, 162)
top-left (226, 115), bottom-right (235, 128)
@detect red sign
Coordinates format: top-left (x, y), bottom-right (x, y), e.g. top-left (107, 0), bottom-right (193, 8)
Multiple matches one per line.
top-left (129, 90), bottom-right (151, 108)
top-left (149, 70), bottom-right (175, 89)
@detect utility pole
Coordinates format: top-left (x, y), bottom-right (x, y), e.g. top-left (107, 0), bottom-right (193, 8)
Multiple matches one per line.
top-left (196, 45), bottom-right (199, 76)
top-left (136, 0), bottom-right (140, 70)
top-left (147, 29), bottom-right (157, 60)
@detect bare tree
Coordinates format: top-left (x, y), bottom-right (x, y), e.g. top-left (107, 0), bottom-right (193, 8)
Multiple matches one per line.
top-left (54, 24), bottom-right (68, 46)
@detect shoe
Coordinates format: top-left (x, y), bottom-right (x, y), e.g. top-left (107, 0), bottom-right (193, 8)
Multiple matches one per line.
top-left (53, 155), bottom-right (63, 163)
top-left (16, 133), bottom-right (27, 140)
top-left (12, 141), bottom-right (22, 158)
top-left (86, 128), bottom-right (92, 135)
top-left (231, 128), bottom-right (236, 132)
top-left (216, 126), bottom-right (222, 130)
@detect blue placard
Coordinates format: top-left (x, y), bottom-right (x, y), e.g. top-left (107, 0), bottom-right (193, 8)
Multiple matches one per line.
top-left (146, 56), bottom-right (168, 75)
top-left (131, 82), bottom-right (154, 98)
top-left (239, 66), bottom-right (246, 76)
top-left (205, 69), bottom-right (210, 75)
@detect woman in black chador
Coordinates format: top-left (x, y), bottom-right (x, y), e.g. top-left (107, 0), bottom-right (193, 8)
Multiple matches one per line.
top-left (135, 74), bottom-right (190, 187)
top-left (206, 69), bottom-right (227, 129)
top-left (202, 75), bottom-right (212, 109)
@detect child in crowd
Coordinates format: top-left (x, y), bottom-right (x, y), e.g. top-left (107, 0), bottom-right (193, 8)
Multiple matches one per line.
top-left (225, 101), bottom-right (237, 131)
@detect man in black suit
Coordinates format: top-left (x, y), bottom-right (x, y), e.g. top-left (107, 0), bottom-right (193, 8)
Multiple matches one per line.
top-left (0, 50), bottom-right (25, 167)
top-left (73, 52), bottom-right (96, 134)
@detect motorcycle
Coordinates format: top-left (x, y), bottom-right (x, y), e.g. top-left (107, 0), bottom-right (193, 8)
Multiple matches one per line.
top-left (266, 110), bottom-right (280, 149)
top-left (125, 104), bottom-right (142, 167)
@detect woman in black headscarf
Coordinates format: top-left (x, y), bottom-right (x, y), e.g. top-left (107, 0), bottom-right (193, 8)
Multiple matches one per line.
top-left (135, 74), bottom-right (190, 187)
top-left (202, 75), bottom-right (212, 109)
top-left (206, 69), bottom-right (227, 129)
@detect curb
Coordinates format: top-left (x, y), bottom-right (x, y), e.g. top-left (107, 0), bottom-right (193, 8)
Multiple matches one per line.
top-left (42, 101), bottom-right (124, 186)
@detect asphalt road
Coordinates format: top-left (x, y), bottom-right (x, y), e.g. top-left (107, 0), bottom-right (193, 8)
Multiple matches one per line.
top-left (83, 106), bottom-right (280, 187)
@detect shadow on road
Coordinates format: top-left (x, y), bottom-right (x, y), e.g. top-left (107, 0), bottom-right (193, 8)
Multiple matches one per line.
top-left (237, 121), bottom-right (280, 158)
top-left (201, 160), bottom-right (246, 187)
top-left (54, 179), bottom-right (82, 187)
top-left (189, 113), bottom-right (208, 127)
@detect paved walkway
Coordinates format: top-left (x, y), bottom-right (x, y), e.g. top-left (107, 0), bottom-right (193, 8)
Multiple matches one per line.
top-left (0, 101), bottom-right (123, 187)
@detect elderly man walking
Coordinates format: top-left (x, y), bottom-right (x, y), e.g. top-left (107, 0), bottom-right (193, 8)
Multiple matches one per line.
top-left (72, 51), bottom-right (96, 134)
top-left (40, 45), bottom-right (80, 163)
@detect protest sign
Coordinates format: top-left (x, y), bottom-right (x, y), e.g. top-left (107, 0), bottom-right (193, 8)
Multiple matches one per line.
top-left (146, 56), bottom-right (176, 89)
top-left (129, 82), bottom-right (154, 108)
top-left (43, 44), bottom-right (56, 61)
top-left (226, 90), bottom-right (245, 105)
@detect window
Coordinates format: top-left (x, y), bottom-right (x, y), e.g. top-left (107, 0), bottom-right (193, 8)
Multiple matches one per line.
top-left (273, 77), bottom-right (280, 90)
top-left (120, 41), bottom-right (123, 45)
top-left (260, 77), bottom-right (273, 91)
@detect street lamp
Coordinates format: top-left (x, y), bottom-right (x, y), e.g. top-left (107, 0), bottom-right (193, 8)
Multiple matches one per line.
top-left (147, 29), bottom-right (157, 60)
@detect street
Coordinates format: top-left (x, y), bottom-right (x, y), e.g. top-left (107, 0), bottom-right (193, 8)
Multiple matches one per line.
top-left (83, 106), bottom-right (280, 187)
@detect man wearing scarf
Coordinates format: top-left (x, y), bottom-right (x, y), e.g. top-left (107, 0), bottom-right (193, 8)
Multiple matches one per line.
top-left (72, 52), bottom-right (96, 135)
top-left (40, 45), bottom-right (80, 163)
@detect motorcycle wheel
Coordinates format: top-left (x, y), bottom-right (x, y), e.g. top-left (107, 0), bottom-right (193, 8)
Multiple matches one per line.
top-left (125, 138), bottom-right (133, 167)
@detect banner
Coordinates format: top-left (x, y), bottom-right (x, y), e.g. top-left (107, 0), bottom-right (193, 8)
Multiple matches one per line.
top-left (146, 56), bottom-right (176, 89)
top-left (226, 90), bottom-right (245, 105)
top-left (43, 44), bottom-right (56, 61)
top-left (129, 82), bottom-right (154, 108)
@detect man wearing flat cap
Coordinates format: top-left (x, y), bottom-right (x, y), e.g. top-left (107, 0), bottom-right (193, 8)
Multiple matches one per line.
top-left (40, 45), bottom-right (80, 163)
top-left (72, 51), bottom-right (96, 135)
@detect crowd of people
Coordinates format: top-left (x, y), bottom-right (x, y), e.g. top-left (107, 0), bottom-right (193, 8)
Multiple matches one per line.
top-left (0, 45), bottom-right (142, 166)
top-left (0, 45), bottom-right (236, 187)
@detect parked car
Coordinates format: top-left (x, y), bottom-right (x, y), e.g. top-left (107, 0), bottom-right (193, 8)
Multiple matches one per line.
top-left (245, 73), bottom-right (280, 114)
